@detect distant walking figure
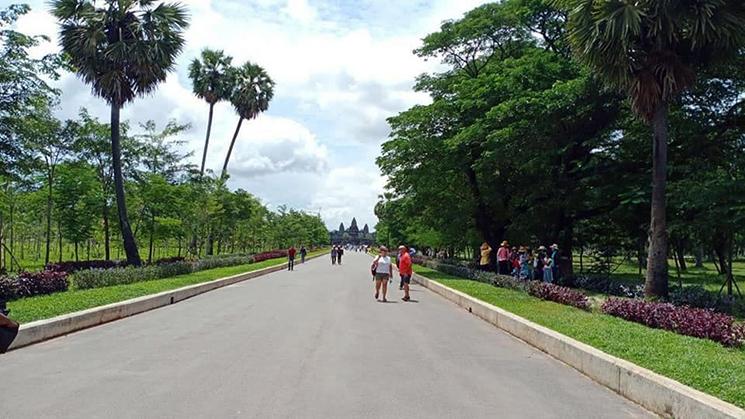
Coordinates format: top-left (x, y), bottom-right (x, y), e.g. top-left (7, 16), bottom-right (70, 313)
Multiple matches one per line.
top-left (337, 246), bottom-right (344, 264)
top-left (398, 245), bottom-right (413, 302)
top-left (331, 246), bottom-right (338, 265)
top-left (371, 246), bottom-right (393, 302)
top-left (300, 245), bottom-right (307, 263)
top-left (288, 246), bottom-right (296, 271)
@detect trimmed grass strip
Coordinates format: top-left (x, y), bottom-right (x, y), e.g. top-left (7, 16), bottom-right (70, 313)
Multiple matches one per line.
top-left (414, 265), bottom-right (745, 408)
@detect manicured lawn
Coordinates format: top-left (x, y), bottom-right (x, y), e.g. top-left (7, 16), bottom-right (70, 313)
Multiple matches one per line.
top-left (577, 258), bottom-right (745, 293)
top-left (8, 250), bottom-right (326, 324)
top-left (414, 265), bottom-right (745, 408)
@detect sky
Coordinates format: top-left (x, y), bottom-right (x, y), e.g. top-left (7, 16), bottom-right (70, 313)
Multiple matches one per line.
top-left (12, 0), bottom-right (488, 230)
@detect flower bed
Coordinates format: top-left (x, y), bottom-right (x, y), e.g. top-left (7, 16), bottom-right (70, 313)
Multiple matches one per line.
top-left (601, 298), bottom-right (745, 347)
top-left (46, 260), bottom-right (122, 273)
top-left (0, 271), bottom-right (69, 301)
top-left (528, 282), bottom-right (591, 311)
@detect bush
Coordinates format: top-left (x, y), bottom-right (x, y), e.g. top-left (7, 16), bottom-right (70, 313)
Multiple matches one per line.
top-left (46, 260), bottom-right (122, 273)
top-left (528, 282), bottom-right (591, 311)
top-left (0, 271), bottom-right (69, 301)
top-left (154, 256), bottom-right (185, 265)
top-left (193, 256), bottom-right (251, 271)
top-left (414, 257), bottom-right (528, 292)
top-left (669, 286), bottom-right (745, 318)
top-left (74, 262), bottom-right (193, 289)
top-left (252, 250), bottom-right (287, 263)
top-left (557, 275), bottom-right (644, 299)
top-left (601, 298), bottom-right (745, 347)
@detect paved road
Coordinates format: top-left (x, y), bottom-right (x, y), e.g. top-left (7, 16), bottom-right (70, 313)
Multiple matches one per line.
top-left (0, 252), bottom-right (652, 418)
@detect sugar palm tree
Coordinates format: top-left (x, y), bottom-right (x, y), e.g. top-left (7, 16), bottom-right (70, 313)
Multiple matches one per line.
top-left (52, 0), bottom-right (189, 266)
top-left (189, 49), bottom-right (234, 176)
top-left (563, 0), bottom-right (745, 298)
top-left (222, 62), bottom-right (274, 178)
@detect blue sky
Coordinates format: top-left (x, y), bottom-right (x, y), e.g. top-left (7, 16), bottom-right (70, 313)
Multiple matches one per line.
top-left (13, 0), bottom-right (487, 229)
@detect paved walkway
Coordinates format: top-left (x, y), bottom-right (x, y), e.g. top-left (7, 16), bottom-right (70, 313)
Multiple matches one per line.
top-left (0, 252), bottom-right (652, 418)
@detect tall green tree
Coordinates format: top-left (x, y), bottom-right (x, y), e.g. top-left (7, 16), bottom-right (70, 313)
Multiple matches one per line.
top-left (52, 0), bottom-right (189, 266)
top-left (222, 62), bottom-right (274, 178)
top-left (189, 49), bottom-right (234, 176)
top-left (54, 162), bottom-right (101, 261)
top-left (563, 0), bottom-right (745, 298)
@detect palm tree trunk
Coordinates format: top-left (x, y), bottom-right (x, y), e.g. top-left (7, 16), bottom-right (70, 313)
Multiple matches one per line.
top-left (200, 103), bottom-right (215, 176)
top-left (645, 101), bottom-right (669, 298)
top-left (111, 103), bottom-right (142, 266)
top-left (222, 117), bottom-right (244, 178)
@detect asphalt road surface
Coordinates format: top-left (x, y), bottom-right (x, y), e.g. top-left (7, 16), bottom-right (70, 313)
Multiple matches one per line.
top-left (0, 251), bottom-right (653, 418)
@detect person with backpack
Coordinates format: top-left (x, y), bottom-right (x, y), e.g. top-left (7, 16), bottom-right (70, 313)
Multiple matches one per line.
top-left (331, 246), bottom-right (338, 265)
top-left (300, 245), bottom-right (307, 263)
top-left (371, 246), bottom-right (393, 302)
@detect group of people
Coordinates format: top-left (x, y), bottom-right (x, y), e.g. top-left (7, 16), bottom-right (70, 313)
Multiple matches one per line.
top-left (370, 245), bottom-right (413, 302)
top-left (286, 245), bottom-right (308, 271)
top-left (480, 241), bottom-right (561, 282)
top-left (330, 245), bottom-right (345, 265)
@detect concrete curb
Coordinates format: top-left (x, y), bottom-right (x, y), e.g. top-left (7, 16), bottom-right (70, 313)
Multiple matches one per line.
top-left (412, 272), bottom-right (745, 419)
top-left (7, 252), bottom-right (327, 352)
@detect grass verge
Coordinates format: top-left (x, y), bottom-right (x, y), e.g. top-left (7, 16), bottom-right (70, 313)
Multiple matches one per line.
top-left (414, 265), bottom-right (745, 409)
top-left (8, 250), bottom-right (327, 324)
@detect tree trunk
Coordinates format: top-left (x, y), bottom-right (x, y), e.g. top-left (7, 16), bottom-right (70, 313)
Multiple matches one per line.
top-left (200, 103), bottom-right (215, 176)
top-left (222, 117), bottom-right (244, 178)
top-left (102, 202), bottom-right (111, 260)
top-left (148, 214), bottom-right (154, 264)
top-left (695, 245), bottom-right (704, 268)
top-left (45, 171), bottom-right (53, 265)
top-left (111, 104), bottom-right (142, 266)
top-left (645, 102), bottom-right (669, 298)
top-left (57, 217), bottom-right (62, 263)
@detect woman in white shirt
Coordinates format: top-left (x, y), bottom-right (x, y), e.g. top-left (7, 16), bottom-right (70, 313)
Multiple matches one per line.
top-left (371, 246), bottom-right (393, 302)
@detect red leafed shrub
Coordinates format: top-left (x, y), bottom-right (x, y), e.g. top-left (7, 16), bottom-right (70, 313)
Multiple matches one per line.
top-left (0, 270), bottom-right (69, 301)
top-left (46, 260), bottom-right (122, 273)
top-left (528, 282), bottom-right (591, 311)
top-left (601, 298), bottom-right (745, 347)
top-left (251, 250), bottom-right (288, 263)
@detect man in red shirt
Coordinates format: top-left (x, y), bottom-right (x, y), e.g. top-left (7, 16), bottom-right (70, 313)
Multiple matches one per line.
top-left (288, 246), bottom-right (297, 271)
top-left (398, 245), bottom-right (413, 302)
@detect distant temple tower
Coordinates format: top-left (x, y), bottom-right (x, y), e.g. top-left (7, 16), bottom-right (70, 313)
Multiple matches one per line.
top-left (330, 218), bottom-right (375, 245)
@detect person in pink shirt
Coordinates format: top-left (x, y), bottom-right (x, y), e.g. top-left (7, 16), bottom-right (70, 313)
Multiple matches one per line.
top-left (497, 240), bottom-right (511, 275)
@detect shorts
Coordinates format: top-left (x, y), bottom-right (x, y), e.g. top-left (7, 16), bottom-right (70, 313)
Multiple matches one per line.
top-left (400, 274), bottom-right (411, 284)
top-left (374, 272), bottom-right (390, 281)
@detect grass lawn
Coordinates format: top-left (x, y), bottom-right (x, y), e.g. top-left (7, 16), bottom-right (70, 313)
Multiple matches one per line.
top-left (8, 250), bottom-right (327, 324)
top-left (577, 258), bottom-right (745, 294)
top-left (414, 265), bottom-right (745, 409)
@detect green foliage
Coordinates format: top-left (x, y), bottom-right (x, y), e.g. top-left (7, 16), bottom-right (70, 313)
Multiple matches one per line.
top-left (54, 162), bottom-right (101, 256)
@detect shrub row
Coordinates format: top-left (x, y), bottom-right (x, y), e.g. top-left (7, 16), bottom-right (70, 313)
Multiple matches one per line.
top-left (74, 250), bottom-right (290, 290)
top-left (557, 275), bottom-right (644, 299)
top-left (0, 271), bottom-right (69, 301)
top-left (528, 282), bottom-right (591, 311)
top-left (46, 260), bottom-right (123, 273)
top-left (601, 298), bottom-right (745, 347)
top-left (412, 256), bottom-right (529, 292)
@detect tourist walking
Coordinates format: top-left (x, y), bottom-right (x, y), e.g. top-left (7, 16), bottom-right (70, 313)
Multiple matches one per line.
top-left (497, 241), bottom-right (511, 275)
top-left (337, 246), bottom-right (344, 265)
top-left (398, 245), bottom-right (413, 301)
top-left (300, 245), bottom-right (307, 263)
top-left (371, 246), bottom-right (393, 302)
top-left (331, 246), bottom-right (338, 265)
top-left (288, 246), bottom-right (296, 271)
top-left (479, 242), bottom-right (492, 271)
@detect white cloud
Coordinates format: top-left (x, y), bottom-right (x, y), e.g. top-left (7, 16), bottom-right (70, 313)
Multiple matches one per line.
top-left (15, 0), bottom-right (489, 229)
